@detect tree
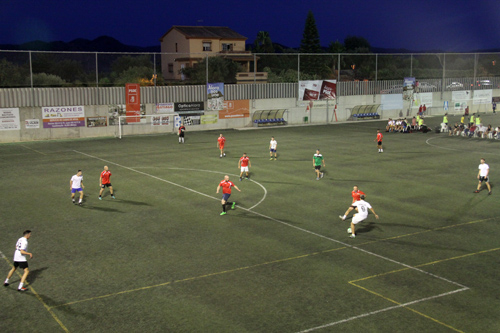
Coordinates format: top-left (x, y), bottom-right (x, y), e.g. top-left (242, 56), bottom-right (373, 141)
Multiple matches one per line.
top-left (181, 57), bottom-right (244, 84)
top-left (300, 10), bottom-right (322, 54)
top-left (344, 36), bottom-right (371, 53)
top-left (253, 31), bottom-right (275, 53)
top-left (0, 59), bottom-right (27, 87)
top-left (299, 10), bottom-right (326, 77)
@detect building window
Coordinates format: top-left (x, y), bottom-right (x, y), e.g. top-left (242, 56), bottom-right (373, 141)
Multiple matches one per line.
top-left (168, 63), bottom-right (173, 73)
top-left (222, 43), bottom-right (233, 51)
top-left (175, 43), bottom-right (178, 52)
top-left (203, 42), bottom-right (212, 51)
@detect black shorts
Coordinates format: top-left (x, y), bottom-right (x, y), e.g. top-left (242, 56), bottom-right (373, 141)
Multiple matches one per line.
top-left (479, 176), bottom-right (489, 182)
top-left (179, 132), bottom-right (185, 137)
top-left (101, 183), bottom-right (112, 188)
top-left (314, 165), bottom-right (321, 170)
top-left (377, 141), bottom-right (382, 145)
top-left (14, 261), bottom-right (28, 269)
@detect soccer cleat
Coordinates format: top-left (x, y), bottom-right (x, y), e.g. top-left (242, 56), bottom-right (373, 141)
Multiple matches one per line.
top-left (474, 190), bottom-right (480, 193)
top-left (4, 282), bottom-right (9, 287)
top-left (347, 227), bottom-right (352, 234)
top-left (489, 191), bottom-right (492, 195)
top-left (112, 195), bottom-right (115, 199)
top-left (316, 177), bottom-right (319, 180)
top-left (99, 197), bottom-right (102, 200)
top-left (239, 177), bottom-right (242, 181)
top-left (220, 212), bottom-right (227, 216)
top-left (223, 153), bottom-right (226, 157)
top-left (270, 157), bottom-right (274, 160)
top-left (231, 202), bottom-right (236, 209)
top-left (78, 202), bottom-right (82, 206)
top-left (18, 287), bottom-right (28, 292)
top-left (350, 234), bottom-right (356, 238)
top-left (320, 173), bottom-right (324, 178)
top-left (245, 176), bottom-right (249, 179)
top-left (72, 200), bottom-right (75, 204)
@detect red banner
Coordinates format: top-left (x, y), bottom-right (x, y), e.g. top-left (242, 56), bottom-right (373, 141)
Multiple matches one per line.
top-left (125, 83), bottom-right (141, 123)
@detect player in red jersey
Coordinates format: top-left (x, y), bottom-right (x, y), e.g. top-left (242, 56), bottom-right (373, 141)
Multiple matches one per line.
top-left (238, 153), bottom-right (251, 181)
top-left (99, 166), bottom-right (115, 200)
top-left (351, 185), bottom-right (365, 203)
top-left (216, 175), bottom-right (241, 215)
top-left (217, 134), bottom-right (226, 158)
top-left (375, 129), bottom-right (383, 153)
top-left (178, 124), bottom-right (186, 144)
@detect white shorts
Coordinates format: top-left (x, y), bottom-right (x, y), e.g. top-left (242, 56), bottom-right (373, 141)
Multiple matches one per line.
top-left (241, 166), bottom-right (249, 172)
top-left (352, 214), bottom-right (367, 224)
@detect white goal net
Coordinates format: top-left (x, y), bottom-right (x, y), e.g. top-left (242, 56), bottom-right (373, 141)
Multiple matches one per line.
top-left (117, 114), bottom-right (180, 139)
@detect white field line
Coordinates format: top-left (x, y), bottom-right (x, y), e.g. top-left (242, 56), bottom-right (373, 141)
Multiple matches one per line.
top-left (73, 150), bottom-right (469, 311)
top-left (426, 136), bottom-right (500, 155)
top-left (296, 287), bottom-right (469, 333)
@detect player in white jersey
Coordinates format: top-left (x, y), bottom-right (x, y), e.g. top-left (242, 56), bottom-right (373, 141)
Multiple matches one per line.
top-left (70, 170), bottom-right (85, 205)
top-left (4, 230), bottom-right (33, 292)
top-left (269, 136), bottom-right (278, 160)
top-left (339, 195), bottom-right (379, 238)
top-left (474, 158), bottom-right (491, 195)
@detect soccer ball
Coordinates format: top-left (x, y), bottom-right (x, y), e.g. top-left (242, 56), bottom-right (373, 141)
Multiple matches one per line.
top-left (347, 227), bottom-right (352, 234)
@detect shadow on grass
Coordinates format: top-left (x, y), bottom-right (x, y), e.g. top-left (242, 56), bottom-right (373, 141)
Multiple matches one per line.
top-left (79, 205), bottom-right (123, 213)
top-left (110, 199), bottom-right (151, 206)
top-left (27, 266), bottom-right (49, 285)
top-left (356, 222), bottom-right (381, 234)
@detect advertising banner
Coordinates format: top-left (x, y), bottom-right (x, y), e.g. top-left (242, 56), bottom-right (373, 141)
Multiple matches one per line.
top-left (86, 116), bottom-right (107, 127)
top-left (0, 108), bottom-right (20, 130)
top-left (25, 119), bottom-right (40, 129)
top-left (219, 100), bottom-right (250, 119)
top-left (151, 115), bottom-right (172, 126)
top-left (452, 90), bottom-right (471, 101)
top-left (207, 83), bottom-right (224, 110)
top-left (413, 92), bottom-right (433, 108)
top-left (156, 103), bottom-right (174, 113)
top-left (201, 114), bottom-right (218, 124)
top-left (381, 94), bottom-right (403, 110)
top-left (473, 89), bottom-right (492, 105)
top-left (174, 102), bottom-right (204, 114)
top-left (299, 80), bottom-right (336, 101)
top-left (42, 105), bottom-right (85, 128)
top-left (125, 83), bottom-right (141, 122)
top-left (403, 77), bottom-right (415, 100)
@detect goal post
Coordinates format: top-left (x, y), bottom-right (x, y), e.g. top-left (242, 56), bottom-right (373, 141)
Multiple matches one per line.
top-left (117, 114), bottom-right (180, 139)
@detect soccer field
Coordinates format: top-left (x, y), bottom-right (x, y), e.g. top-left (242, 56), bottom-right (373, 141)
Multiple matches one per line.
top-left (1, 116), bottom-right (499, 332)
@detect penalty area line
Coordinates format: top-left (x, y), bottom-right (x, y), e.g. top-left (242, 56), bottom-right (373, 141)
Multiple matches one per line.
top-left (296, 287), bottom-right (468, 333)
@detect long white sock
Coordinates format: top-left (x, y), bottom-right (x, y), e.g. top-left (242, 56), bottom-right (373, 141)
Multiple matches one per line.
top-left (18, 282), bottom-right (23, 289)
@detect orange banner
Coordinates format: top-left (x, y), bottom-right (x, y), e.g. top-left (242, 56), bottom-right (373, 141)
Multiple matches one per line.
top-left (125, 83), bottom-right (141, 123)
top-left (219, 100), bottom-right (250, 119)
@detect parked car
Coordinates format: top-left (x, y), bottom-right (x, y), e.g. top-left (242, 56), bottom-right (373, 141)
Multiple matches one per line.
top-left (446, 82), bottom-right (464, 90)
top-left (380, 85), bottom-right (403, 94)
top-left (476, 79), bottom-right (492, 87)
top-left (417, 82), bottom-right (437, 91)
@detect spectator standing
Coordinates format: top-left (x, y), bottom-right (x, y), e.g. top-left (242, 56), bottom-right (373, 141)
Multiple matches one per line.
top-left (493, 101), bottom-right (496, 114)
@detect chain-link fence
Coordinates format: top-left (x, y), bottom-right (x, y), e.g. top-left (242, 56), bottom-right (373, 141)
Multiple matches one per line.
top-left (1, 50), bottom-right (498, 103)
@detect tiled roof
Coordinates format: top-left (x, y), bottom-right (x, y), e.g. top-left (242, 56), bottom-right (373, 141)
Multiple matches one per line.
top-left (161, 26), bottom-right (247, 40)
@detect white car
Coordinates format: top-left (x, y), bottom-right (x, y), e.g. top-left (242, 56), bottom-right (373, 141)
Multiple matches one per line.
top-left (446, 82), bottom-right (464, 90)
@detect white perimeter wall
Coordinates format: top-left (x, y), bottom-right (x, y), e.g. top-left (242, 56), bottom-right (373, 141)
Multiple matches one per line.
top-left (1, 90), bottom-right (497, 143)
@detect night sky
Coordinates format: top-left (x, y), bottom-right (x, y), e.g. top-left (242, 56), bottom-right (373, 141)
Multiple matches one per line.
top-left (2, 0), bottom-right (499, 52)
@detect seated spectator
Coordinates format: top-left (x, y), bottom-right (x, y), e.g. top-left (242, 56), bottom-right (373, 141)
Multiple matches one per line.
top-left (484, 125), bottom-right (492, 138)
top-left (411, 116), bottom-right (417, 130)
top-left (450, 123), bottom-right (459, 136)
top-left (385, 118), bottom-right (393, 132)
top-left (469, 124), bottom-right (477, 137)
top-left (457, 123), bottom-right (465, 136)
top-left (418, 116), bottom-right (424, 130)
